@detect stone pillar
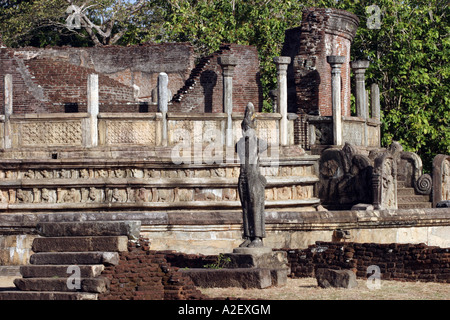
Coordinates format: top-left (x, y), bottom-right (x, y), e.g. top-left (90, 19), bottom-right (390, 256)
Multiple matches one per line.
top-left (157, 72), bottom-right (169, 146)
top-left (87, 74), bottom-right (99, 147)
top-left (274, 56), bottom-right (291, 146)
top-left (219, 56), bottom-right (237, 147)
top-left (327, 56), bottom-right (346, 146)
top-left (371, 83), bottom-right (380, 120)
top-left (350, 60), bottom-right (370, 119)
top-left (4, 74), bottom-right (12, 149)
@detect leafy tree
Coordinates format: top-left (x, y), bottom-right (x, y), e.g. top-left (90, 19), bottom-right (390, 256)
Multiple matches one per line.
top-left (1, 0), bottom-right (448, 169)
top-left (311, 0), bottom-right (449, 170)
top-left (0, 0), bottom-right (161, 47)
top-left (160, 0), bottom-right (448, 169)
top-left (158, 0), bottom-right (306, 111)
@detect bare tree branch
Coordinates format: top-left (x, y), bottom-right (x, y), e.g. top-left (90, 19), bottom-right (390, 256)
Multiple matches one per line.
top-left (62, 0), bottom-right (148, 46)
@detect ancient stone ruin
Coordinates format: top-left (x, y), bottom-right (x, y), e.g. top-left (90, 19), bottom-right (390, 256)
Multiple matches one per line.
top-left (0, 7), bottom-right (448, 299)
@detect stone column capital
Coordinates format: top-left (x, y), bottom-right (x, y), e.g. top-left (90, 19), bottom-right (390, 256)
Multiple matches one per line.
top-left (274, 56), bottom-right (291, 67)
top-left (327, 55), bottom-right (346, 66)
top-left (219, 56), bottom-right (238, 77)
top-left (350, 60), bottom-right (370, 71)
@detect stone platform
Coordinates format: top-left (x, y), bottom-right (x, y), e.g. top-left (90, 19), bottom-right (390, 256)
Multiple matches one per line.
top-left (180, 247), bottom-right (289, 289)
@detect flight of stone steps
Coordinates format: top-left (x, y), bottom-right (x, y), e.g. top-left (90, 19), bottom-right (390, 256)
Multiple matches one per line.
top-left (0, 220), bottom-right (140, 300)
top-left (397, 181), bottom-right (432, 209)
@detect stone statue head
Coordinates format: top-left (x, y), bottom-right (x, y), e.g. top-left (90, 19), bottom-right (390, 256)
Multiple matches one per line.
top-left (241, 102), bottom-right (256, 132)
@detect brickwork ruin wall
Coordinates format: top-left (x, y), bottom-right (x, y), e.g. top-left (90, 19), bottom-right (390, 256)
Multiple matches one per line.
top-left (283, 8), bottom-right (359, 117)
top-left (162, 242), bottom-right (450, 284)
top-left (171, 44), bottom-right (263, 113)
top-left (98, 237), bottom-right (208, 300)
top-left (0, 43), bottom-right (196, 114)
top-left (1, 42), bottom-right (262, 115)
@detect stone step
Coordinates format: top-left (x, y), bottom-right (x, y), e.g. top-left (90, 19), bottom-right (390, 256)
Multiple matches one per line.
top-left (397, 181), bottom-right (407, 188)
top-left (397, 194), bottom-right (431, 203)
top-left (0, 291), bottom-right (98, 300)
top-left (30, 252), bottom-right (119, 266)
top-left (398, 202), bottom-right (432, 209)
top-left (32, 236), bottom-right (128, 253)
top-left (36, 221), bottom-right (141, 239)
top-left (20, 265), bottom-right (104, 278)
top-left (14, 277), bottom-right (109, 293)
top-left (397, 188), bottom-right (416, 196)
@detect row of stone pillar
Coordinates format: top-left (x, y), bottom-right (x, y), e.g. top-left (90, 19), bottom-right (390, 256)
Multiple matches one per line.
top-left (3, 56), bottom-right (376, 149)
top-left (218, 56), bottom-right (292, 147)
top-left (327, 55), bottom-right (380, 146)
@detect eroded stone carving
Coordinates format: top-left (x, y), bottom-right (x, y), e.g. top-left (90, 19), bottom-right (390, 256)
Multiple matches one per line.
top-left (399, 151), bottom-right (431, 195)
top-left (16, 189), bottom-right (32, 203)
top-left (432, 154), bottom-right (450, 207)
top-left (319, 142), bottom-right (373, 208)
top-left (105, 121), bottom-right (156, 145)
top-left (373, 151), bottom-right (397, 210)
top-left (20, 121), bottom-right (83, 146)
top-left (88, 187), bottom-right (102, 202)
top-left (444, 160), bottom-right (450, 200)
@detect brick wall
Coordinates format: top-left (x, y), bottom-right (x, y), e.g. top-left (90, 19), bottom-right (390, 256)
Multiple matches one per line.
top-left (283, 8), bottom-right (359, 117)
top-left (0, 43), bottom-right (195, 114)
top-left (96, 240), bottom-right (448, 300)
top-left (98, 237), bottom-right (207, 300)
top-left (25, 58), bottom-right (136, 113)
top-left (171, 44), bottom-right (263, 113)
top-left (160, 242), bottom-right (450, 284)
top-left (0, 49), bottom-right (140, 113)
top-left (0, 49), bottom-right (47, 114)
top-left (1, 43), bottom-right (261, 115)
top-left (282, 242), bottom-right (450, 283)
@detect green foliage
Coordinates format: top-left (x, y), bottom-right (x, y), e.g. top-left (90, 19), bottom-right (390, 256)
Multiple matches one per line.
top-left (346, 0), bottom-right (448, 171)
top-left (0, 0), bottom-right (163, 47)
top-left (0, 0), bottom-right (448, 169)
top-left (158, 0), bottom-right (305, 112)
top-left (301, 0), bottom-right (449, 170)
top-left (203, 253), bottom-right (231, 269)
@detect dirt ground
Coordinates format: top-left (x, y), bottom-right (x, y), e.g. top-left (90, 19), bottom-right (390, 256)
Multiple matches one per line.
top-left (200, 277), bottom-right (450, 300)
top-left (0, 276), bottom-right (17, 290)
top-left (1, 276), bottom-right (448, 300)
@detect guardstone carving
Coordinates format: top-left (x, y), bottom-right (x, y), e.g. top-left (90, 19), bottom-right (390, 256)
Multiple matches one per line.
top-left (432, 154), bottom-right (450, 207)
top-left (318, 143), bottom-right (373, 208)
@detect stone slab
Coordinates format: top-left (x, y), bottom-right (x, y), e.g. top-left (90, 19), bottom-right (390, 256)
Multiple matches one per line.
top-left (270, 268), bottom-right (289, 287)
top-left (30, 252), bottom-right (119, 266)
top-left (223, 250), bottom-right (288, 269)
top-left (0, 291), bottom-right (98, 300)
top-left (13, 277), bottom-right (110, 293)
top-left (315, 268), bottom-right (358, 289)
top-left (32, 236), bottom-right (128, 253)
top-left (20, 265), bottom-right (105, 278)
top-left (0, 266), bottom-right (21, 277)
top-left (36, 221), bottom-right (141, 240)
top-left (180, 268), bottom-right (273, 289)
